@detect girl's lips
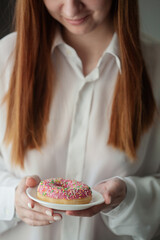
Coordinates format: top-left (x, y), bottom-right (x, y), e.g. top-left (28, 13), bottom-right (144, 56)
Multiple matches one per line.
top-left (64, 15), bottom-right (89, 25)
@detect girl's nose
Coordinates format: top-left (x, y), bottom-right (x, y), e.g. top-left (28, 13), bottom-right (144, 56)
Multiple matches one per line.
top-left (62, 0), bottom-right (83, 18)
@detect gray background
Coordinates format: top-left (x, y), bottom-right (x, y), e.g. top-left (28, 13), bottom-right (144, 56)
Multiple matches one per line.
top-left (0, 0), bottom-right (160, 40)
top-left (0, 0), bottom-right (160, 240)
top-left (139, 0), bottom-right (160, 41)
top-left (0, 0), bottom-right (16, 39)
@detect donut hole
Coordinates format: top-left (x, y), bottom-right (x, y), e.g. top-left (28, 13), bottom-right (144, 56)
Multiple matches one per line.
top-left (54, 182), bottom-right (62, 187)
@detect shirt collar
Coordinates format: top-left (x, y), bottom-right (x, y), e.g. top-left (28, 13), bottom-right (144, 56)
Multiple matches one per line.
top-left (101, 32), bottom-right (121, 73)
top-left (51, 28), bottom-right (122, 73)
top-left (51, 26), bottom-right (64, 52)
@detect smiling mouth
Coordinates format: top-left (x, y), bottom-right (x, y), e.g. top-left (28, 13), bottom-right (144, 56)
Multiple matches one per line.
top-left (64, 15), bottom-right (89, 25)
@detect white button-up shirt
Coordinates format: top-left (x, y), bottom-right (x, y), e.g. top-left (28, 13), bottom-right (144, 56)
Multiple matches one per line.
top-left (0, 30), bottom-right (160, 240)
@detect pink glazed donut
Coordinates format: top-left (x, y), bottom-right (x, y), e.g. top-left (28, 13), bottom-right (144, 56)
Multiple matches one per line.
top-left (37, 178), bottom-right (92, 204)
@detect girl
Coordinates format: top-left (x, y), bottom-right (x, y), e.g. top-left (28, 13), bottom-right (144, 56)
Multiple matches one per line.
top-left (0, 0), bottom-right (160, 239)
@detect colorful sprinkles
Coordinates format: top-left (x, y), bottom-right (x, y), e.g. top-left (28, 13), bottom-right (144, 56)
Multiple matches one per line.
top-left (37, 178), bottom-right (92, 200)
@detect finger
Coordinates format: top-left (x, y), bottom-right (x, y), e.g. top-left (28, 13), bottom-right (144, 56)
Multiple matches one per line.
top-left (26, 175), bottom-right (41, 187)
top-left (93, 186), bottom-right (111, 205)
top-left (29, 202), bottom-right (65, 219)
top-left (16, 188), bottom-right (54, 217)
top-left (107, 179), bottom-right (126, 196)
top-left (23, 217), bottom-right (53, 226)
top-left (18, 177), bottom-right (28, 193)
top-left (16, 178), bottom-right (36, 207)
top-left (66, 203), bottom-right (106, 217)
top-left (103, 190), bottom-right (125, 208)
top-left (29, 202), bottom-right (54, 217)
top-left (17, 207), bottom-right (51, 221)
top-left (16, 187), bottom-right (35, 209)
top-left (15, 178), bottom-right (35, 210)
top-left (17, 207), bottom-right (62, 222)
top-left (16, 178), bottom-right (52, 215)
top-left (103, 192), bottom-right (112, 205)
top-left (102, 179), bottom-right (126, 203)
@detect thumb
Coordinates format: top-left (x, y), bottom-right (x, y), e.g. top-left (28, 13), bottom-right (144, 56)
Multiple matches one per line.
top-left (103, 192), bottom-right (112, 205)
top-left (26, 175), bottom-right (41, 188)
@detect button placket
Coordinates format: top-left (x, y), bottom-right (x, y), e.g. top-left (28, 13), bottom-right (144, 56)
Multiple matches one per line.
top-left (60, 58), bottom-right (100, 240)
top-left (65, 82), bottom-right (95, 181)
top-left (61, 81), bottom-right (95, 240)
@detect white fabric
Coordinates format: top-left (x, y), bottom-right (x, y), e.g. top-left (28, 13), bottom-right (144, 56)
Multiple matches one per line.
top-left (0, 30), bottom-right (160, 240)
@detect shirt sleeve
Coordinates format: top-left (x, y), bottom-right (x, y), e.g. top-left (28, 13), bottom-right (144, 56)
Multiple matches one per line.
top-left (101, 175), bottom-right (160, 240)
top-left (0, 33), bottom-right (22, 233)
top-left (100, 35), bottom-right (160, 240)
top-left (0, 151), bottom-right (21, 234)
top-left (100, 88), bottom-right (160, 239)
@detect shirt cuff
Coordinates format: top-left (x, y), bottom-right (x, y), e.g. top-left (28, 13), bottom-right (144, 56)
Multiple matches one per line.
top-left (100, 177), bottom-right (136, 218)
top-left (0, 179), bottom-right (21, 221)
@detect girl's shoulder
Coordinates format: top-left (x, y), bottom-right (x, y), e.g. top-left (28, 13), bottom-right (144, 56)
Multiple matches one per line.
top-left (0, 32), bottom-right (17, 48)
top-left (0, 33), bottom-right (17, 99)
top-left (0, 32), bottom-right (17, 64)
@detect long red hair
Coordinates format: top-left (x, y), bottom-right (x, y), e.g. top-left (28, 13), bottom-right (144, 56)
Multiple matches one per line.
top-left (108, 0), bottom-right (156, 159)
top-left (4, 0), bottom-right (156, 168)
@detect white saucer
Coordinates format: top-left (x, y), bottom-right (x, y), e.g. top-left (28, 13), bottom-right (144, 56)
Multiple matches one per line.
top-left (26, 186), bottom-right (104, 211)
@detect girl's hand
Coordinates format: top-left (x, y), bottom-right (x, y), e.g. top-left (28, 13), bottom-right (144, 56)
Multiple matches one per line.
top-left (66, 178), bottom-right (127, 217)
top-left (15, 176), bottom-right (62, 226)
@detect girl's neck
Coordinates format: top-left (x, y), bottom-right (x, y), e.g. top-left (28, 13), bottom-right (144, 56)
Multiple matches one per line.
top-left (62, 20), bottom-right (114, 76)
